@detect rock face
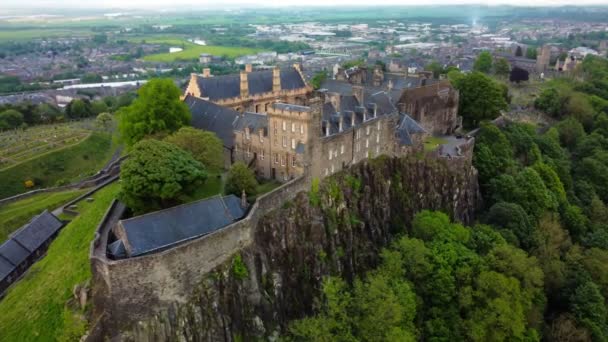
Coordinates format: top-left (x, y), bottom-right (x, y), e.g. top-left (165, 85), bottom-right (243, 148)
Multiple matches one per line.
top-left (118, 155), bottom-right (480, 341)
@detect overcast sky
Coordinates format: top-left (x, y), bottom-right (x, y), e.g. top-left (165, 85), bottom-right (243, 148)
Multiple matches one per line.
top-left (2, 0), bottom-right (608, 10)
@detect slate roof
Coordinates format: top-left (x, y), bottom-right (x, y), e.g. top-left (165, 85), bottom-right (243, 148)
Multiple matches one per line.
top-left (234, 112), bottom-right (268, 135)
top-left (118, 195), bottom-right (248, 257)
top-left (185, 95), bottom-right (239, 148)
top-left (195, 67), bottom-right (306, 101)
top-left (397, 114), bottom-right (427, 145)
top-left (320, 90), bottom-right (398, 136)
top-left (0, 210), bottom-right (63, 282)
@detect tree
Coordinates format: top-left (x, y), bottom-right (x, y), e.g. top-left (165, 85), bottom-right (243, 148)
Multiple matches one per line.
top-left (494, 58), bottom-right (511, 77)
top-left (95, 112), bottom-right (113, 130)
top-left (310, 71), bottom-right (327, 90)
top-left (118, 78), bottom-right (191, 146)
top-left (164, 127), bottom-right (224, 171)
top-left (119, 139), bottom-right (207, 214)
top-left (509, 67), bottom-right (529, 83)
top-left (452, 71), bottom-right (508, 128)
top-left (526, 48), bottom-right (537, 60)
top-left (425, 60), bottom-right (444, 79)
top-left (535, 87), bottom-right (568, 118)
top-left (225, 162), bottom-right (258, 197)
top-left (486, 202), bottom-right (536, 250)
top-left (91, 100), bottom-right (109, 115)
top-left (515, 46), bottom-right (523, 57)
top-left (65, 99), bottom-right (93, 119)
top-left (0, 109), bottom-right (24, 129)
top-left (570, 282), bottom-right (608, 340)
top-left (473, 51), bottom-right (493, 74)
top-left (556, 117), bottom-right (585, 149)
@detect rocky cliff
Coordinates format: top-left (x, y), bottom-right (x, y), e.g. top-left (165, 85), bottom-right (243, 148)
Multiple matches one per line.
top-left (117, 155), bottom-right (480, 341)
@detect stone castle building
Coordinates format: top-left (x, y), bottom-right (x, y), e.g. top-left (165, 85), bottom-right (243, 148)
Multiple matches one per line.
top-left (184, 64), bottom-right (460, 182)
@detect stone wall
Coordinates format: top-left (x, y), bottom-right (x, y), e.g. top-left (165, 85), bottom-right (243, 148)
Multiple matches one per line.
top-left (90, 175), bottom-right (311, 332)
top-left (91, 154), bottom-right (480, 341)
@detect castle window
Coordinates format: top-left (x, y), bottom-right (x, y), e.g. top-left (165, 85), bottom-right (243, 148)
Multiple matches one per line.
top-left (331, 164), bottom-right (335, 173)
top-left (260, 131), bottom-right (264, 143)
top-left (356, 142), bottom-right (360, 153)
top-left (356, 129), bottom-right (361, 140)
top-left (376, 146), bottom-right (380, 156)
top-left (292, 122), bottom-right (295, 132)
top-left (282, 121), bottom-right (287, 131)
top-left (340, 144), bottom-right (345, 154)
top-left (300, 124), bottom-right (304, 135)
top-left (255, 104), bottom-right (260, 113)
top-left (334, 149), bottom-right (338, 158)
top-left (246, 145), bottom-right (251, 158)
top-left (292, 155), bottom-right (296, 167)
top-left (260, 150), bottom-right (265, 160)
top-left (366, 139), bottom-right (369, 148)
top-left (366, 151), bottom-right (370, 158)
top-left (329, 149), bottom-right (333, 160)
top-left (281, 155), bottom-right (285, 166)
top-left (274, 121), bottom-right (278, 135)
top-left (366, 126), bottom-right (370, 136)
top-left (265, 103), bottom-right (270, 111)
top-left (377, 121), bottom-right (381, 131)
top-left (376, 134), bottom-right (380, 143)
top-left (274, 153), bottom-right (279, 164)
top-left (324, 168), bottom-right (329, 176)
top-left (282, 136), bottom-right (287, 147)
top-left (292, 138), bottom-right (296, 150)
top-left (245, 127), bottom-right (250, 140)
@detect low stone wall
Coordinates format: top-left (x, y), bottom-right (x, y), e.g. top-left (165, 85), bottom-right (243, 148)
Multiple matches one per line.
top-left (90, 175), bottom-right (311, 329)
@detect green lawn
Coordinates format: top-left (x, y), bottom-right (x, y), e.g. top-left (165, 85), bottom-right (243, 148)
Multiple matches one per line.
top-left (0, 28), bottom-right (91, 42)
top-left (142, 40), bottom-right (262, 62)
top-left (424, 136), bottom-right (448, 152)
top-left (0, 132), bottom-right (117, 199)
top-left (0, 182), bottom-right (120, 341)
top-left (0, 189), bottom-right (87, 243)
top-left (185, 173), bottom-right (225, 202)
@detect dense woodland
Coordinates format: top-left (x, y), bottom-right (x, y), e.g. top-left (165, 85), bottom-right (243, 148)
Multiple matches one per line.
top-left (284, 56), bottom-right (608, 341)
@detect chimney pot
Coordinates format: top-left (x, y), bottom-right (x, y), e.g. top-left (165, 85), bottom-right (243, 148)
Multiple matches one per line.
top-left (240, 71), bottom-right (248, 98)
top-left (203, 68), bottom-right (211, 77)
top-left (245, 64), bottom-right (252, 73)
top-left (273, 66), bottom-right (281, 93)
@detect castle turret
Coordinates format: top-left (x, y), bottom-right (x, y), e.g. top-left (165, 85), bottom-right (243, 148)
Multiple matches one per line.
top-left (240, 71), bottom-right (248, 98)
top-left (273, 66), bottom-right (281, 93)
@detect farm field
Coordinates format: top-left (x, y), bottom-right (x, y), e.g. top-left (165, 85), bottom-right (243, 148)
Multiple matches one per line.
top-left (0, 189), bottom-right (87, 243)
top-left (141, 39), bottom-right (262, 62)
top-left (0, 183), bottom-right (120, 341)
top-left (0, 28), bottom-right (92, 42)
top-left (0, 122), bottom-right (94, 171)
top-left (0, 131), bottom-right (116, 199)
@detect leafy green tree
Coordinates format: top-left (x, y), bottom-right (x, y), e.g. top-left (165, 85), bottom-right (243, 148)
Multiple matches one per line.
top-left (526, 48), bottom-right (537, 60)
top-left (310, 71), bottom-right (327, 90)
top-left (95, 112), bottom-right (113, 130)
top-left (535, 87), bottom-right (569, 118)
top-left (119, 139), bottom-right (207, 214)
top-left (486, 202), bottom-right (536, 250)
top-left (165, 127), bottom-right (224, 171)
top-left (556, 117), bottom-right (586, 149)
top-left (425, 60), bottom-right (444, 79)
top-left (473, 51), bottom-right (493, 74)
top-left (0, 109), bottom-right (24, 129)
top-left (118, 78), bottom-right (190, 146)
top-left (91, 100), bottom-right (109, 115)
top-left (570, 282), bottom-right (608, 340)
top-left (567, 92), bottom-right (596, 131)
top-left (451, 72), bottom-right (508, 128)
top-left (65, 99), bottom-right (93, 119)
top-left (494, 58), bottom-right (510, 77)
top-left (225, 162), bottom-right (258, 197)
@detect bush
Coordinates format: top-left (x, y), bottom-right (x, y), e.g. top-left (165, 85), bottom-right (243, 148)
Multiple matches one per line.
top-left (225, 162), bottom-right (258, 198)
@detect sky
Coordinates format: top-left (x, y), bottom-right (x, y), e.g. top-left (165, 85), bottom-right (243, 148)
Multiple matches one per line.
top-left (2, 0), bottom-right (608, 10)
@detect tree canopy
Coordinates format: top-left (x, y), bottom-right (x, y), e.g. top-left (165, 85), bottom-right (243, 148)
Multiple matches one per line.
top-left (119, 139), bottom-right (207, 214)
top-left (225, 162), bottom-right (258, 197)
top-left (118, 78), bottom-right (191, 146)
top-left (450, 71), bottom-right (508, 128)
top-left (164, 127), bottom-right (224, 171)
top-left (473, 51), bottom-right (493, 73)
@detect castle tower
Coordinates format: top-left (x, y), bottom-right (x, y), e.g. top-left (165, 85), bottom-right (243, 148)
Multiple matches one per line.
top-left (536, 45), bottom-right (552, 73)
top-left (240, 71), bottom-right (248, 98)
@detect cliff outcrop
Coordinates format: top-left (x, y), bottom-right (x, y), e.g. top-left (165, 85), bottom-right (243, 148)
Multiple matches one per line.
top-left (101, 155), bottom-right (480, 341)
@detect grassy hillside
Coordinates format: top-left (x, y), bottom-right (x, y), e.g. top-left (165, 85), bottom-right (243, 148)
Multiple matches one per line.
top-left (0, 183), bottom-right (120, 341)
top-left (0, 189), bottom-right (87, 243)
top-left (0, 132), bottom-right (115, 199)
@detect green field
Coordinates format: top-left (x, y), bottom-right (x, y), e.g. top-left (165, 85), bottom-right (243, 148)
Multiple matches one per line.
top-left (424, 136), bottom-right (448, 152)
top-left (0, 122), bottom-right (92, 171)
top-left (141, 39), bottom-right (262, 62)
top-left (0, 132), bottom-right (116, 199)
top-left (0, 183), bottom-right (120, 341)
top-left (0, 189), bottom-right (87, 243)
top-left (0, 28), bottom-right (91, 42)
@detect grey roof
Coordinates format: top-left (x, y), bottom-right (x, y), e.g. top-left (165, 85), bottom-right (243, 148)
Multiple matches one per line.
top-left (0, 256), bottom-right (15, 281)
top-left (119, 195), bottom-right (247, 257)
top-left (234, 112), bottom-right (268, 134)
top-left (11, 210), bottom-right (63, 252)
top-left (195, 67), bottom-right (306, 101)
top-left (107, 240), bottom-right (126, 259)
top-left (185, 95), bottom-right (238, 148)
top-left (397, 114), bottom-right (427, 146)
top-left (273, 103), bottom-right (311, 112)
top-left (0, 240), bottom-right (29, 268)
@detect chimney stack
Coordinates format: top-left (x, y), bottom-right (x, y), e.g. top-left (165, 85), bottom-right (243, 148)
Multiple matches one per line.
top-left (338, 114), bottom-right (344, 132)
top-left (245, 64), bottom-right (252, 73)
top-left (273, 66), bottom-right (281, 93)
top-left (352, 85), bottom-right (364, 105)
top-left (240, 71), bottom-right (248, 98)
top-left (329, 92), bottom-right (341, 112)
top-left (203, 68), bottom-right (211, 78)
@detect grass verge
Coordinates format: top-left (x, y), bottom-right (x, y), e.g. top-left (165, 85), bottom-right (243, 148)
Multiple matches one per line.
top-left (0, 182), bottom-right (120, 341)
top-left (0, 189), bottom-right (87, 243)
top-left (142, 41), bottom-right (262, 62)
top-left (0, 132), bottom-right (116, 199)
